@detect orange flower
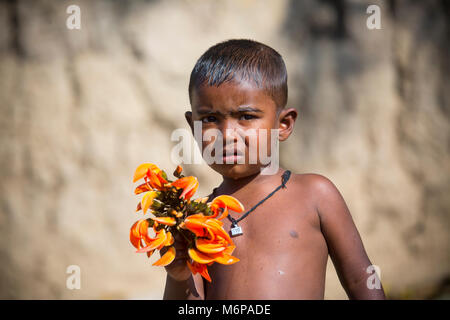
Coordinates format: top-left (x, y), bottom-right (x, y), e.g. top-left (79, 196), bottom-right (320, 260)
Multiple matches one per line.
top-left (136, 228), bottom-right (167, 253)
top-left (140, 191), bottom-right (158, 214)
top-left (183, 214), bottom-right (231, 244)
top-left (146, 168), bottom-right (168, 190)
top-left (182, 213), bottom-right (239, 279)
top-left (133, 163), bottom-right (168, 191)
top-left (171, 176), bottom-right (199, 201)
top-left (173, 165), bottom-right (183, 177)
top-left (129, 219), bottom-right (155, 251)
top-left (133, 163), bottom-right (160, 183)
top-left (152, 246), bottom-right (176, 267)
top-left (130, 164), bottom-right (244, 283)
top-left (132, 225), bottom-right (176, 265)
top-left (188, 246), bottom-right (239, 266)
top-left (151, 216), bottom-right (177, 226)
top-left (183, 214), bottom-right (212, 238)
top-left (187, 260), bottom-right (211, 282)
top-left (134, 182), bottom-right (152, 195)
top-left (209, 195), bottom-right (244, 219)
top-left (195, 238), bottom-right (227, 254)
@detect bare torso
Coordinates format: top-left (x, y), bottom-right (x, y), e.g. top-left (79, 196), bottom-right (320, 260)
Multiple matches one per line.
top-left (203, 173), bottom-right (329, 299)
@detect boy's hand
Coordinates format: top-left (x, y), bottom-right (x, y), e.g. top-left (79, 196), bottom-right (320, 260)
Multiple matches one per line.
top-left (160, 231), bottom-right (191, 281)
top-left (162, 193), bottom-right (214, 299)
top-left (160, 231), bottom-right (203, 299)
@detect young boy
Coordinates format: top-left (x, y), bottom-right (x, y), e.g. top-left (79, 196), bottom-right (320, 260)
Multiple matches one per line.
top-left (162, 39), bottom-right (385, 300)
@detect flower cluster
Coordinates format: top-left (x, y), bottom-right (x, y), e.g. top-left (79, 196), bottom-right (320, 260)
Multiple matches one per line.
top-left (130, 163), bottom-right (244, 282)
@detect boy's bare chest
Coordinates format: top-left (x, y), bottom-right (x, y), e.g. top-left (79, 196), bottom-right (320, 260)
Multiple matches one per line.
top-left (204, 189), bottom-right (328, 299)
top-left (221, 192), bottom-right (321, 258)
top-left (221, 180), bottom-right (319, 236)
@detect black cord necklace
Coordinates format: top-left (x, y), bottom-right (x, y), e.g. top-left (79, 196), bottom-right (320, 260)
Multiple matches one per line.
top-left (212, 169), bottom-right (292, 237)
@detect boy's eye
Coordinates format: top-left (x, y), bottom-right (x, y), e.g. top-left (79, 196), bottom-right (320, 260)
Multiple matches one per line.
top-left (240, 114), bottom-right (257, 120)
top-left (202, 115), bottom-right (217, 123)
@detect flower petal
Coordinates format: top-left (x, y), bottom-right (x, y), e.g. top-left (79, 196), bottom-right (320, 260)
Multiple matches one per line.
top-left (198, 263), bottom-right (212, 282)
top-left (186, 260), bottom-right (197, 274)
top-left (133, 163), bottom-right (159, 183)
top-left (130, 220), bottom-right (149, 249)
top-left (187, 261), bottom-right (211, 282)
top-left (130, 231), bottom-right (142, 249)
top-left (204, 219), bottom-right (232, 244)
top-left (138, 219), bottom-right (150, 236)
top-left (172, 176), bottom-right (199, 200)
top-left (165, 231), bottom-right (174, 246)
top-left (223, 245), bottom-right (236, 256)
top-left (141, 191), bottom-right (158, 214)
top-left (212, 253), bottom-right (240, 265)
top-left (185, 213), bottom-right (207, 221)
top-left (185, 225), bottom-right (207, 237)
top-left (134, 182), bottom-right (151, 195)
top-left (152, 246), bottom-right (176, 266)
top-left (188, 248), bottom-right (215, 264)
top-left (184, 217), bottom-right (208, 230)
top-left (210, 195), bottom-right (244, 213)
top-left (174, 165), bottom-right (183, 177)
top-left (136, 229), bottom-right (167, 253)
top-left (216, 206), bottom-right (228, 220)
top-left (195, 238), bottom-right (226, 254)
top-left (183, 184), bottom-right (199, 201)
top-left (151, 216), bottom-right (176, 226)
top-left (147, 169), bottom-right (163, 189)
top-left (183, 217), bottom-right (216, 239)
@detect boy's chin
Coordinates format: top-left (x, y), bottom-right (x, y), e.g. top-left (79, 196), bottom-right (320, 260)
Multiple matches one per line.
top-left (210, 163), bottom-right (262, 180)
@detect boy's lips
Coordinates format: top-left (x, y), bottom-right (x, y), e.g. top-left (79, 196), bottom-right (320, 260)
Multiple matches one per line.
top-left (222, 149), bottom-right (245, 156)
top-left (221, 149), bottom-right (245, 164)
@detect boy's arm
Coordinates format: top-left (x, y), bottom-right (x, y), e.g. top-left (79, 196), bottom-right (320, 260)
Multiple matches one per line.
top-left (163, 192), bottom-right (214, 300)
top-left (312, 175), bottom-right (386, 299)
top-left (161, 237), bottom-right (205, 300)
top-left (163, 273), bottom-right (204, 300)
top-left (163, 274), bottom-right (190, 299)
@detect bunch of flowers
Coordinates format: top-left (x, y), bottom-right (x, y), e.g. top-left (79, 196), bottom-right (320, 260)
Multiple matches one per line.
top-left (130, 163), bottom-right (244, 282)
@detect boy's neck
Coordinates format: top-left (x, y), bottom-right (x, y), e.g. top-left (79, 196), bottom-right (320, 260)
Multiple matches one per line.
top-left (215, 167), bottom-right (285, 196)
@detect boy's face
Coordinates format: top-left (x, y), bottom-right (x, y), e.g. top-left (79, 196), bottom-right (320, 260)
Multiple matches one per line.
top-left (186, 80), bottom-right (294, 180)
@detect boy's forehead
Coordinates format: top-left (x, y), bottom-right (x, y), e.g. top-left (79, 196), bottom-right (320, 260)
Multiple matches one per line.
top-left (191, 81), bottom-right (275, 112)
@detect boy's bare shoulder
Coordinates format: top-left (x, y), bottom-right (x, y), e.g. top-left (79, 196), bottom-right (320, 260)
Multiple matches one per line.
top-left (290, 172), bottom-right (336, 190)
top-left (288, 172), bottom-right (341, 206)
top-left (289, 172), bottom-right (349, 223)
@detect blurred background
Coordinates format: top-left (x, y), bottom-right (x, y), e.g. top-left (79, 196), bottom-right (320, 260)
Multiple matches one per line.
top-left (0, 0), bottom-right (448, 299)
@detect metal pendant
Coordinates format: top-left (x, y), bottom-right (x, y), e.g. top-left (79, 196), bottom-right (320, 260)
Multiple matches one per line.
top-left (230, 224), bottom-right (243, 237)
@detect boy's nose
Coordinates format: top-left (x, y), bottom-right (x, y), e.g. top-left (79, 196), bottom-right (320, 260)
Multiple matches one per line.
top-left (221, 120), bottom-right (242, 142)
top-left (220, 122), bottom-right (248, 156)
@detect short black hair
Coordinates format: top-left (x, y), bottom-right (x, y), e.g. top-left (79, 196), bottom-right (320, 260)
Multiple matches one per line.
top-left (188, 39), bottom-right (288, 110)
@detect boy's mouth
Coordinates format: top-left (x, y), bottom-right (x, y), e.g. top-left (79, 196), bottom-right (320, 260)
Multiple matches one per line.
top-left (221, 149), bottom-right (245, 164)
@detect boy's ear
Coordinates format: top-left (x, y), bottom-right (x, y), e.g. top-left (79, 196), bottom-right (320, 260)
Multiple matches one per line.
top-left (185, 111), bottom-right (194, 134)
top-left (278, 107), bottom-right (298, 141)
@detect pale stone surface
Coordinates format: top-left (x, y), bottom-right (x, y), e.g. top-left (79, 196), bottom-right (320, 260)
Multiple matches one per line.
top-left (0, 0), bottom-right (448, 299)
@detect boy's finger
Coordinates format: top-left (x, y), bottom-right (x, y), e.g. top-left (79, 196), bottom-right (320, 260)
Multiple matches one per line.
top-left (187, 275), bottom-right (200, 298)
